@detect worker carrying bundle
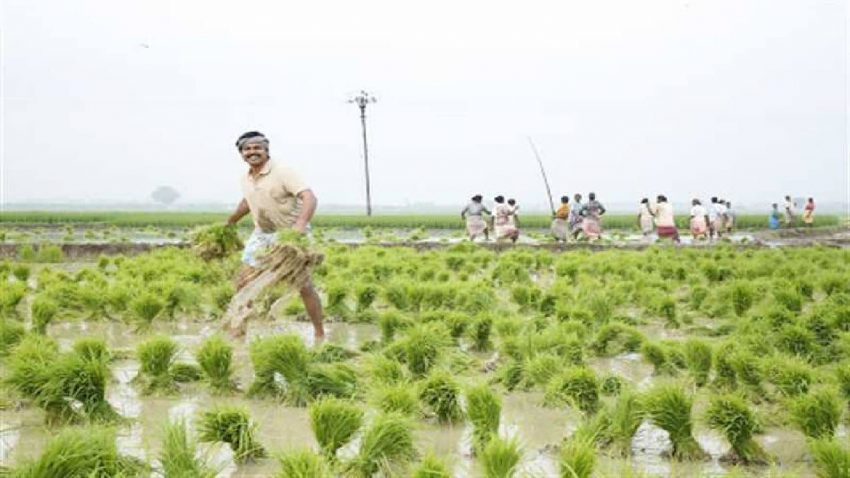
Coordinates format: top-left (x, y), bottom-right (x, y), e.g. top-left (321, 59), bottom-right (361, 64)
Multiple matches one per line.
top-left (220, 131), bottom-right (326, 340)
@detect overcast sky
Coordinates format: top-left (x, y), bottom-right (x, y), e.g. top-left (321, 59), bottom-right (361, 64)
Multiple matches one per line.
top-left (1, 0), bottom-right (848, 211)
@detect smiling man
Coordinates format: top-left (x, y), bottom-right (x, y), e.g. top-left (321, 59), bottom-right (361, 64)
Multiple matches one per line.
top-left (226, 131), bottom-right (324, 340)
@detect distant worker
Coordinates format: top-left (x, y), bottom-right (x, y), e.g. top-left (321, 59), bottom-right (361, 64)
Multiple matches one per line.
top-left (461, 194), bottom-right (491, 241)
top-left (637, 197), bottom-right (655, 238)
top-left (803, 197), bottom-right (815, 227)
top-left (769, 203), bottom-right (781, 230)
top-left (708, 197), bottom-right (727, 240)
top-left (580, 192), bottom-right (606, 241)
top-left (783, 195), bottom-right (796, 227)
top-left (724, 201), bottom-right (736, 233)
top-left (569, 193), bottom-right (584, 240)
top-left (653, 195), bottom-right (680, 243)
top-left (507, 198), bottom-right (520, 231)
top-left (492, 196), bottom-right (519, 243)
top-left (690, 199), bottom-right (709, 240)
top-left (551, 196), bottom-right (571, 242)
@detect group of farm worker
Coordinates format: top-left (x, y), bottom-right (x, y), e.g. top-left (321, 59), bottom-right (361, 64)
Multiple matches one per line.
top-left (770, 196), bottom-right (817, 230)
top-left (460, 195), bottom-right (523, 243)
top-left (635, 196), bottom-right (735, 244)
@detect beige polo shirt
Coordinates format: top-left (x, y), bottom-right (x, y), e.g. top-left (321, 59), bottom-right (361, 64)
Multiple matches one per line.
top-left (240, 160), bottom-right (308, 232)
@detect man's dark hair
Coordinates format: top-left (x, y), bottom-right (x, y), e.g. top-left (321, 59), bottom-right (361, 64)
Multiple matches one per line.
top-left (235, 131), bottom-right (266, 148)
top-left (494, 195), bottom-right (505, 203)
top-left (507, 198), bottom-right (516, 206)
top-left (561, 196), bottom-right (569, 203)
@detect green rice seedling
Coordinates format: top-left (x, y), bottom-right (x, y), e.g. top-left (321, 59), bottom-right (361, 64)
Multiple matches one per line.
top-left (419, 369), bottom-right (464, 424)
top-left (379, 309), bottom-right (409, 343)
top-left (12, 264), bottom-right (30, 282)
top-left (606, 390), bottom-right (643, 457)
top-left (655, 296), bottom-right (678, 327)
top-left (544, 367), bottom-right (600, 415)
top-left (160, 420), bottom-right (216, 478)
top-left (705, 394), bottom-right (771, 464)
top-left (731, 280), bottom-right (757, 317)
top-left (558, 436), bottom-right (596, 478)
top-left (396, 323), bottom-right (450, 377)
top-left (276, 448), bottom-right (333, 478)
top-left (309, 397), bottom-right (364, 459)
top-left (411, 451), bottom-right (452, 478)
top-left (210, 283), bottom-right (235, 316)
top-left (466, 383), bottom-right (502, 453)
top-left (30, 295), bottom-right (58, 334)
top-left (10, 425), bottom-right (146, 477)
top-left (36, 244), bottom-right (64, 263)
top-left (1, 281), bottom-right (27, 319)
top-left (170, 362), bottom-right (203, 382)
top-left (129, 291), bottom-right (165, 326)
top-left (312, 343), bottom-right (357, 363)
top-left (17, 244), bottom-right (36, 262)
top-left (773, 288), bottom-right (803, 313)
top-left (469, 313), bottom-right (494, 352)
top-left (0, 319), bottom-right (25, 356)
top-left (499, 360), bottom-right (524, 391)
top-left (355, 283), bottom-right (379, 311)
top-left (601, 375), bottom-right (623, 396)
top-left (836, 362), bottom-right (850, 401)
top-left (136, 336), bottom-right (179, 394)
top-left (479, 436), bottom-right (522, 478)
top-left (366, 353), bottom-right (407, 385)
top-left (197, 405), bottom-right (266, 463)
top-left (305, 362), bottom-right (358, 401)
top-left (190, 223), bottom-right (243, 260)
top-left (765, 355), bottom-right (813, 396)
top-left (349, 412), bottom-right (417, 477)
top-left (683, 339), bottom-right (712, 387)
top-left (640, 342), bottom-right (673, 376)
top-left (790, 387), bottom-right (842, 439)
top-left (590, 323), bottom-right (643, 356)
top-left (524, 353), bottom-right (561, 388)
top-left (72, 337), bottom-right (111, 362)
top-left (641, 383), bottom-right (708, 460)
top-left (248, 334), bottom-right (310, 399)
top-left (196, 334), bottom-right (236, 392)
top-left (371, 383), bottom-right (419, 416)
top-left (5, 335), bottom-right (58, 399)
top-left (808, 439), bottom-right (850, 478)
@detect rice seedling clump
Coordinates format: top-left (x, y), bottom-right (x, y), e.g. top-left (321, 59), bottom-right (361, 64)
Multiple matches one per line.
top-left (135, 335), bottom-right (180, 394)
top-left (559, 436), bottom-right (596, 478)
top-left (349, 412), bottom-right (417, 477)
top-left (418, 369), bottom-right (465, 424)
top-left (196, 334), bottom-right (236, 392)
top-left (197, 405), bottom-right (266, 463)
top-left (641, 383), bottom-right (708, 460)
top-left (466, 383), bottom-right (502, 452)
top-left (309, 397), bottom-right (364, 459)
top-left (479, 436), bottom-right (522, 478)
top-left (544, 367), bottom-right (601, 415)
top-left (276, 449), bottom-right (333, 478)
top-left (705, 394), bottom-right (771, 464)
top-left (790, 387), bottom-right (843, 439)
top-left (160, 420), bottom-right (217, 478)
top-left (808, 439), bottom-right (850, 478)
top-left (411, 451), bottom-right (452, 478)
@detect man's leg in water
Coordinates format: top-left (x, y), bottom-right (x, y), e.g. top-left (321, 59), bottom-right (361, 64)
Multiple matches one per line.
top-left (300, 281), bottom-right (325, 339)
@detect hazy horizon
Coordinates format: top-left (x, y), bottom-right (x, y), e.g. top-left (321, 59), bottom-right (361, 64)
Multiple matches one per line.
top-left (2, 0), bottom-right (848, 209)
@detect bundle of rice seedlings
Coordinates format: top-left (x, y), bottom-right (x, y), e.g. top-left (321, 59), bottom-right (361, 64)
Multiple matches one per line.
top-left (160, 420), bottom-right (216, 478)
top-left (379, 310), bottom-right (409, 343)
top-left (683, 339), bottom-right (712, 387)
top-left (305, 362), bottom-right (358, 401)
top-left (0, 319), bottom-right (26, 356)
top-left (765, 355), bottom-right (813, 396)
top-left (30, 295), bottom-right (58, 334)
top-left (640, 342), bottom-right (673, 376)
top-left (276, 448), bottom-right (333, 478)
top-left (197, 405), bottom-right (266, 463)
top-left (524, 353), bottom-right (561, 388)
top-left (10, 426), bottom-right (146, 477)
top-left (837, 363), bottom-right (850, 401)
top-left (366, 354), bottom-right (407, 385)
top-left (705, 394), bottom-right (771, 464)
top-left (808, 439), bottom-right (850, 478)
top-left (355, 283), bottom-right (379, 311)
top-left (370, 383), bottom-right (419, 416)
top-left (0, 281), bottom-right (27, 318)
top-left (411, 451), bottom-right (452, 478)
top-left (419, 370), bottom-right (464, 424)
top-left (558, 436), bottom-right (596, 478)
top-left (136, 336), bottom-right (179, 394)
top-left (470, 314), bottom-right (494, 352)
top-left (600, 375), bottom-right (623, 396)
top-left (641, 383), bottom-right (708, 460)
top-left (396, 323), bottom-right (449, 377)
top-left (607, 390), bottom-right (643, 457)
top-left (790, 387), bottom-right (842, 439)
top-left (730, 280), bottom-right (756, 317)
top-left (170, 362), bottom-right (203, 383)
top-left (196, 334), bottom-right (236, 392)
top-left (544, 367), bottom-right (600, 415)
top-left (479, 436), bottom-right (522, 478)
top-left (348, 412), bottom-right (417, 477)
top-left (191, 223), bottom-right (243, 260)
top-left (248, 334), bottom-right (310, 399)
top-left (312, 343), bottom-right (358, 363)
top-left (466, 384), bottom-right (502, 453)
top-left (129, 291), bottom-right (165, 326)
top-left (309, 397), bottom-right (364, 459)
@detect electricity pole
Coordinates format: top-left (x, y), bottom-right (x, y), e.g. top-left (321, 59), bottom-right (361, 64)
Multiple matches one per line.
top-left (348, 91), bottom-right (377, 216)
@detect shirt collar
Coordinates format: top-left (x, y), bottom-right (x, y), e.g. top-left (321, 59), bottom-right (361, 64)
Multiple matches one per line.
top-left (248, 159), bottom-right (273, 179)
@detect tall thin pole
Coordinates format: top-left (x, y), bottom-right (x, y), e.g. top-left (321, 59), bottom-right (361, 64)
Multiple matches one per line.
top-left (527, 137), bottom-right (556, 215)
top-left (349, 91), bottom-right (377, 216)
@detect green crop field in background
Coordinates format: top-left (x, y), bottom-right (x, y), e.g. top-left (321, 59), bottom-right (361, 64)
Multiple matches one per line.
top-left (0, 211), bottom-right (842, 230)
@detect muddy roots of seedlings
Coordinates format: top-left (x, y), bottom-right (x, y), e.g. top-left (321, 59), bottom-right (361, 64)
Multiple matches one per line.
top-left (466, 383), bottom-right (502, 453)
top-left (309, 397), bottom-right (364, 459)
top-left (197, 406), bottom-right (266, 463)
top-left (479, 436), bottom-right (522, 478)
top-left (641, 384), bottom-right (708, 461)
top-left (160, 420), bottom-right (217, 478)
top-left (276, 449), bottom-right (333, 478)
top-left (348, 412), bottom-right (417, 478)
top-left (419, 370), bottom-right (465, 424)
top-left (705, 394), bottom-right (771, 465)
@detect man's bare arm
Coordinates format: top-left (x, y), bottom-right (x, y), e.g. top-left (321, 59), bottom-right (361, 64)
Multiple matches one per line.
top-left (293, 189), bottom-right (318, 233)
top-left (227, 198), bottom-right (250, 225)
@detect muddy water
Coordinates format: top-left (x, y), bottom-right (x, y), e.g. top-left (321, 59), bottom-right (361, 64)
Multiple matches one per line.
top-left (2, 315), bottom-right (826, 477)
